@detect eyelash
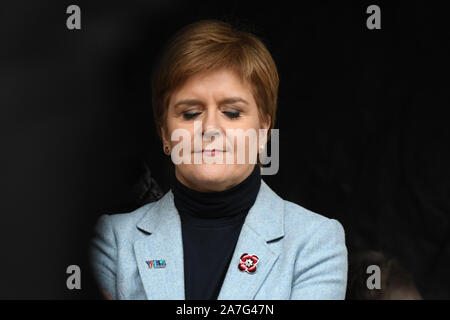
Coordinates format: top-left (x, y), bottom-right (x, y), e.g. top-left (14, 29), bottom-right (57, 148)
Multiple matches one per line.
top-left (182, 110), bottom-right (241, 120)
top-left (183, 112), bottom-right (200, 120)
top-left (223, 111), bottom-right (241, 119)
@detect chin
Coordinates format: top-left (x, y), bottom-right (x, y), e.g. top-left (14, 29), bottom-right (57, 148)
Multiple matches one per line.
top-left (188, 164), bottom-right (238, 191)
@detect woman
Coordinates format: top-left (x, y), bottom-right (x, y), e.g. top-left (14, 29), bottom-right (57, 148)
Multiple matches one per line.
top-left (89, 19), bottom-right (347, 300)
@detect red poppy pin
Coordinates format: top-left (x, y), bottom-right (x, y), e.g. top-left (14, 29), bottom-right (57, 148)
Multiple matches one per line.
top-left (238, 253), bottom-right (259, 273)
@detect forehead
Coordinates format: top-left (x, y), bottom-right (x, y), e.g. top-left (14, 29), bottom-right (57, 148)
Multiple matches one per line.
top-left (169, 68), bottom-right (254, 104)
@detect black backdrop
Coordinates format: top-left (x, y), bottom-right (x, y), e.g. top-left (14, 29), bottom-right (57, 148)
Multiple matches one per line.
top-left (1, 0), bottom-right (449, 299)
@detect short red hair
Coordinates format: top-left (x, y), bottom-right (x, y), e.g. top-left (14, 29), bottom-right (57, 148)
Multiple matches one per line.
top-left (151, 19), bottom-right (279, 142)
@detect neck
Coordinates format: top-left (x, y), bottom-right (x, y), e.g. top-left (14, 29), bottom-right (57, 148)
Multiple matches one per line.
top-left (171, 165), bottom-right (261, 222)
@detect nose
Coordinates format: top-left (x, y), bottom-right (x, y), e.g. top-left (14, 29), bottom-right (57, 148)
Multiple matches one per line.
top-left (203, 106), bottom-right (219, 130)
top-left (202, 106), bottom-right (223, 147)
top-left (202, 106), bottom-right (220, 135)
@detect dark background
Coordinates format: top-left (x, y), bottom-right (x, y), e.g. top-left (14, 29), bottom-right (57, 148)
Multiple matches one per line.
top-left (1, 0), bottom-right (449, 299)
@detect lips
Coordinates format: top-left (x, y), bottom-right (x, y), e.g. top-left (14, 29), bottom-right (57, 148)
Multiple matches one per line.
top-left (194, 149), bottom-right (225, 153)
top-left (201, 149), bottom-right (223, 156)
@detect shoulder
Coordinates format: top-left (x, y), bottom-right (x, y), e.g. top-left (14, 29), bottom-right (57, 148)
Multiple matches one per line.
top-left (283, 196), bottom-right (345, 250)
top-left (283, 199), bottom-right (345, 238)
top-left (92, 200), bottom-right (158, 242)
top-left (280, 199), bottom-right (347, 273)
top-left (258, 180), bottom-right (346, 244)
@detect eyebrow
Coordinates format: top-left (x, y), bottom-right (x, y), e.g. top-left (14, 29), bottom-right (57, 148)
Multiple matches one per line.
top-left (173, 97), bottom-right (249, 109)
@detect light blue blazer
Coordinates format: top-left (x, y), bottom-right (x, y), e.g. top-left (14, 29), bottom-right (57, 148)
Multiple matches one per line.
top-left (89, 179), bottom-right (348, 300)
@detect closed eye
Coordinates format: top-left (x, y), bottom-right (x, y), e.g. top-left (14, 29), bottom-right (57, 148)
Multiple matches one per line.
top-left (182, 112), bottom-right (201, 120)
top-left (223, 111), bottom-right (241, 119)
top-left (182, 110), bottom-right (241, 120)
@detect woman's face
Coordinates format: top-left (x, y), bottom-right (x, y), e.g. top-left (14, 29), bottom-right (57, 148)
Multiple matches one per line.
top-left (162, 68), bottom-right (270, 192)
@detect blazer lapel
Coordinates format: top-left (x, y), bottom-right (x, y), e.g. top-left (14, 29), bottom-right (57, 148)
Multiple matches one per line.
top-left (216, 223), bottom-right (280, 299)
top-left (217, 179), bottom-right (285, 300)
top-left (133, 191), bottom-right (185, 300)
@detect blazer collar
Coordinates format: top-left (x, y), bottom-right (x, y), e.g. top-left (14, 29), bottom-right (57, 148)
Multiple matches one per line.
top-left (136, 179), bottom-right (285, 241)
top-left (134, 179), bottom-right (285, 300)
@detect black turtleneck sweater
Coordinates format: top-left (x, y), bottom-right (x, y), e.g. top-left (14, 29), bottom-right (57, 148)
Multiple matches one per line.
top-left (171, 165), bottom-right (261, 300)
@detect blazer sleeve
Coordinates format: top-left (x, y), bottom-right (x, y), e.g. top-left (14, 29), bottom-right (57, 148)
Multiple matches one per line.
top-left (290, 218), bottom-right (348, 300)
top-left (89, 214), bottom-right (117, 299)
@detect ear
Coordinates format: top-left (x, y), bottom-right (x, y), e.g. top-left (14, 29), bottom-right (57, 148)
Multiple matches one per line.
top-left (262, 115), bottom-right (271, 131)
top-left (260, 114), bottom-right (271, 146)
top-left (160, 126), bottom-right (170, 146)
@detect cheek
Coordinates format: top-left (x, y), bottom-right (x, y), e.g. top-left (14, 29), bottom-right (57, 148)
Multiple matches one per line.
top-left (165, 119), bottom-right (194, 145)
top-left (228, 119), bottom-right (263, 144)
